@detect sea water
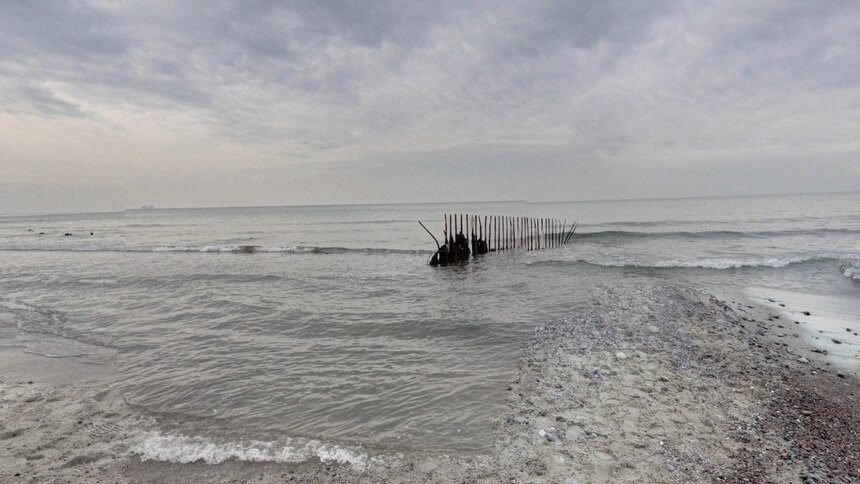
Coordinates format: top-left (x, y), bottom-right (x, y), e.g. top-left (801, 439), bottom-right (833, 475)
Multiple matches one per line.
top-left (0, 192), bottom-right (857, 461)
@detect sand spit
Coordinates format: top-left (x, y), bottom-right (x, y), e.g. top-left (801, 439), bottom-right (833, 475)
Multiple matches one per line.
top-left (1, 284), bottom-right (857, 483)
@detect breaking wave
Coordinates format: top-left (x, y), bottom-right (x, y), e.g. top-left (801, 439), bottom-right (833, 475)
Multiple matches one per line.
top-left (842, 260), bottom-right (860, 282)
top-left (129, 431), bottom-right (377, 468)
top-left (574, 227), bottom-right (860, 241)
top-left (532, 254), bottom-right (859, 271)
top-left (586, 255), bottom-right (816, 269)
top-left (0, 299), bottom-right (115, 349)
top-left (0, 245), bottom-right (432, 256)
top-left (0, 300), bottom-right (36, 312)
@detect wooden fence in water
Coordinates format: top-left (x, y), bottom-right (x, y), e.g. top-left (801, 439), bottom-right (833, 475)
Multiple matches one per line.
top-left (419, 214), bottom-right (577, 266)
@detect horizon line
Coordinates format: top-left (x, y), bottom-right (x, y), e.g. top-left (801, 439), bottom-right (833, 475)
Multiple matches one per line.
top-left (1, 189), bottom-right (857, 218)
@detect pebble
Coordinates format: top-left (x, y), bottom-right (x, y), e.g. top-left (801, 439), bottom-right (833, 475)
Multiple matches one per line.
top-left (798, 357), bottom-right (810, 364)
top-left (648, 325), bottom-right (659, 333)
top-left (615, 351), bottom-right (628, 360)
top-left (837, 372), bottom-right (846, 379)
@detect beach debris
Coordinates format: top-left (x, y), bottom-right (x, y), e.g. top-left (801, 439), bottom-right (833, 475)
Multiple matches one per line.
top-left (798, 357), bottom-right (810, 364)
top-left (615, 351), bottom-right (628, 360)
top-left (538, 427), bottom-right (559, 442)
top-left (421, 214), bottom-right (578, 266)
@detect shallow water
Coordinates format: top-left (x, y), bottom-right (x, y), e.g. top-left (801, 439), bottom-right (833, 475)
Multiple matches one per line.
top-left (0, 193), bottom-right (857, 459)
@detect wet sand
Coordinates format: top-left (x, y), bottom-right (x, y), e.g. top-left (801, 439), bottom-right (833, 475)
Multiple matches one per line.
top-left (0, 347), bottom-right (116, 385)
top-left (1, 283), bottom-right (857, 482)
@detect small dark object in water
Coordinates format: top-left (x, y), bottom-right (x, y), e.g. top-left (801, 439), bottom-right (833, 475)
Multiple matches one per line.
top-left (90, 232), bottom-right (94, 235)
top-left (802, 311), bottom-right (811, 316)
top-left (64, 232), bottom-right (72, 236)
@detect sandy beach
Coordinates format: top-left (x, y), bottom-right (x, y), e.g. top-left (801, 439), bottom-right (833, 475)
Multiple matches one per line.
top-left (1, 283), bottom-right (856, 483)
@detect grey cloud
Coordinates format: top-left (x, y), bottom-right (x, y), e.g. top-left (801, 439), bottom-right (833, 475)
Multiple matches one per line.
top-left (0, 0), bottom-right (858, 212)
top-left (0, 81), bottom-right (87, 117)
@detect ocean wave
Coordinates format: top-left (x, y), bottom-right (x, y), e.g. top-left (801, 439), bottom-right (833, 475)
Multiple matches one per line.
top-left (0, 245), bottom-right (433, 256)
top-left (593, 214), bottom-right (856, 228)
top-left (602, 255), bottom-right (814, 269)
top-left (531, 254), bottom-right (847, 270)
top-left (129, 431), bottom-right (376, 467)
top-left (149, 245), bottom-right (431, 255)
top-left (0, 299), bottom-right (116, 349)
top-left (0, 300), bottom-right (36, 311)
top-left (302, 219), bottom-right (413, 226)
top-left (574, 228), bottom-right (860, 242)
top-left (842, 260), bottom-right (860, 281)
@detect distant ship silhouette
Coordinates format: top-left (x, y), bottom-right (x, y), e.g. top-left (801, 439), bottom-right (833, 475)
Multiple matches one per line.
top-left (126, 204), bottom-right (156, 211)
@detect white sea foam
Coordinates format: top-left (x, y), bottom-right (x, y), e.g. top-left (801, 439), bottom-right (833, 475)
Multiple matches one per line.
top-left (648, 256), bottom-right (812, 270)
top-left (0, 300), bottom-right (35, 311)
top-left (0, 244), bottom-right (429, 254)
top-left (129, 431), bottom-right (375, 468)
top-left (579, 255), bottom-right (816, 270)
top-left (842, 260), bottom-right (860, 281)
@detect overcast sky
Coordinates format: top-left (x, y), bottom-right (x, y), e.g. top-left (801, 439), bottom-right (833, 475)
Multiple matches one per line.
top-left (1, 1), bottom-right (858, 213)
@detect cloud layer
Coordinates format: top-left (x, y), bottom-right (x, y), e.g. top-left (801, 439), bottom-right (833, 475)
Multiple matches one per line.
top-left (1, 1), bottom-right (858, 212)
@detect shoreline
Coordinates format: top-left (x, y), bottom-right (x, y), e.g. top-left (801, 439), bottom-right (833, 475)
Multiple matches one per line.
top-left (1, 283), bottom-right (857, 482)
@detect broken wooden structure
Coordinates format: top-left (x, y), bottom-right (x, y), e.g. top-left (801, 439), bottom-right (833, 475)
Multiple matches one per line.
top-left (419, 214), bottom-right (578, 266)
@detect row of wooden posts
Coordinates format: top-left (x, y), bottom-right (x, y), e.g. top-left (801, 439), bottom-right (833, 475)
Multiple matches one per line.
top-left (420, 214), bottom-right (578, 266)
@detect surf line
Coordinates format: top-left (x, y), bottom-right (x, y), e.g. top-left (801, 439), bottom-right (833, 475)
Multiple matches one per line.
top-left (419, 214), bottom-right (577, 266)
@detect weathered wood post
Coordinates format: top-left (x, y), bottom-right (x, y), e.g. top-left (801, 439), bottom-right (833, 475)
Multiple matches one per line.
top-left (495, 216), bottom-right (499, 251)
top-left (503, 216), bottom-right (507, 251)
top-left (528, 217), bottom-right (532, 251)
top-left (484, 216), bottom-right (488, 253)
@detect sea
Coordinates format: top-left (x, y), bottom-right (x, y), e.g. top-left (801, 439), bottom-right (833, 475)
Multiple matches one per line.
top-left (0, 192), bottom-right (858, 464)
